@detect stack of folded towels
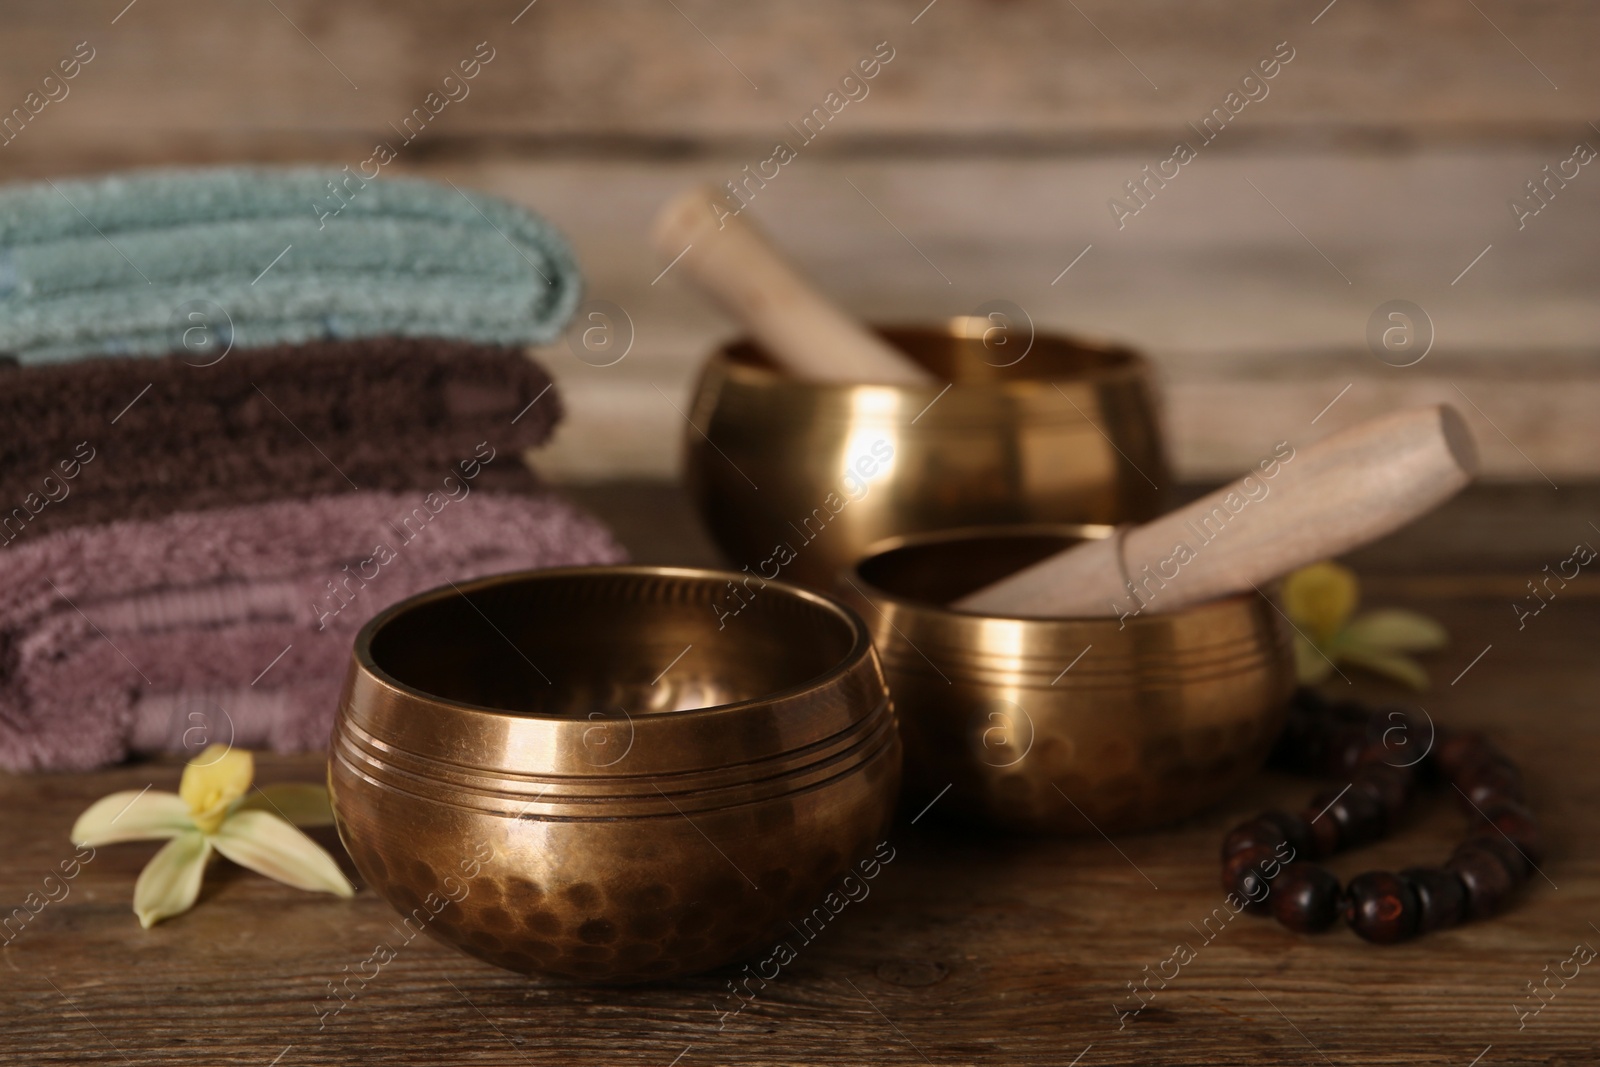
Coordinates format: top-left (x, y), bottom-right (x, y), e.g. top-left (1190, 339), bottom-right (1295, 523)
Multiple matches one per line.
top-left (0, 168), bottom-right (625, 771)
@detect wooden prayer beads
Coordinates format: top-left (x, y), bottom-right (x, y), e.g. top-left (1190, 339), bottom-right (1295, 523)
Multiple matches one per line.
top-left (1220, 689), bottom-right (1539, 944)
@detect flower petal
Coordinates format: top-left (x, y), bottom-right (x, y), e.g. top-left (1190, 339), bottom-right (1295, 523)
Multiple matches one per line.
top-left (1292, 634), bottom-right (1335, 686)
top-left (180, 745), bottom-right (254, 833)
top-left (134, 832), bottom-right (212, 929)
top-left (1282, 562), bottom-right (1359, 644)
top-left (238, 784), bottom-right (336, 827)
top-left (1342, 609), bottom-right (1449, 653)
top-left (210, 810), bottom-right (354, 897)
top-left (1338, 644), bottom-right (1432, 691)
top-left (71, 790), bottom-right (193, 847)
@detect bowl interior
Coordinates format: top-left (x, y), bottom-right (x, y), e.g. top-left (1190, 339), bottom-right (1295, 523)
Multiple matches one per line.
top-left (366, 570), bottom-right (858, 719)
top-left (855, 527), bottom-right (1113, 606)
top-left (723, 321), bottom-right (1137, 386)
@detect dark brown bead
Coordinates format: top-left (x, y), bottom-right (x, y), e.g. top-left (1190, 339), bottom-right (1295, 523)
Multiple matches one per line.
top-left (1222, 819), bottom-right (1280, 860)
top-left (1447, 841), bottom-right (1517, 920)
top-left (1221, 845), bottom-right (1281, 915)
top-left (1368, 705), bottom-right (1427, 749)
top-left (1296, 727), bottom-right (1331, 776)
top-left (1475, 802), bottom-right (1543, 863)
top-left (1367, 718), bottom-right (1433, 774)
top-left (1221, 811), bottom-right (1310, 862)
top-left (1222, 844), bottom-right (1274, 885)
top-left (1467, 834), bottom-right (1533, 883)
top-left (1342, 871), bottom-right (1420, 944)
top-left (1324, 726), bottom-right (1372, 776)
top-left (1352, 739), bottom-right (1397, 769)
top-left (1352, 763), bottom-right (1415, 823)
top-left (1298, 807), bottom-right (1341, 860)
top-left (1271, 864), bottom-right (1341, 933)
top-left (1311, 784), bottom-right (1386, 848)
top-left (1261, 810), bottom-right (1314, 862)
top-left (1414, 725), bottom-right (1452, 784)
top-left (1454, 762), bottom-right (1525, 810)
top-left (1400, 867), bottom-right (1468, 933)
top-left (1477, 797), bottom-right (1536, 821)
top-left (1429, 722), bottom-right (1459, 749)
top-left (1436, 731), bottom-right (1507, 779)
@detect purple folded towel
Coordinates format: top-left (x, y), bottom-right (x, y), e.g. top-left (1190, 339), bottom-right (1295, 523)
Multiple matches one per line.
top-left (0, 488), bottom-right (626, 771)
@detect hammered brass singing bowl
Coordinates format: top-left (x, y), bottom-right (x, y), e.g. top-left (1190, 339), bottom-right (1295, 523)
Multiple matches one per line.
top-left (684, 320), bottom-right (1167, 589)
top-left (838, 526), bottom-right (1294, 835)
top-left (330, 566), bottom-right (901, 983)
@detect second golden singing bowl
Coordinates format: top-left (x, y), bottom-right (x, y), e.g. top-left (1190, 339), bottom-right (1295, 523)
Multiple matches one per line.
top-left (685, 321), bottom-right (1167, 588)
top-left (329, 566), bottom-right (901, 983)
top-left (838, 526), bottom-right (1294, 835)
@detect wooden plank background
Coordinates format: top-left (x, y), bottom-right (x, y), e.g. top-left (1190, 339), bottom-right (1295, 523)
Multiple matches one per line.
top-left (2, 0), bottom-right (1596, 481)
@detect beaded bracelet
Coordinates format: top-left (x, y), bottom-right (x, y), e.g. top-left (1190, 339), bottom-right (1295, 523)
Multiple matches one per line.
top-left (1219, 689), bottom-right (1541, 944)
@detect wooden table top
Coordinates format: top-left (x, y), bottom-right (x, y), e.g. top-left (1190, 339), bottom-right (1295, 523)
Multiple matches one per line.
top-left (2, 484), bottom-right (1595, 1066)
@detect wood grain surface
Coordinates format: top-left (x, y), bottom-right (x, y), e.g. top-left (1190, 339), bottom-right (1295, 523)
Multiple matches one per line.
top-left (3, 0), bottom-right (1597, 145)
top-left (2, 1), bottom-right (1597, 480)
top-left (1, 484), bottom-right (1595, 1066)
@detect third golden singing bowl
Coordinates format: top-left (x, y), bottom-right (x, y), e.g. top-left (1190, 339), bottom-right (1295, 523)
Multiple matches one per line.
top-left (684, 321), bottom-right (1167, 588)
top-left (838, 526), bottom-right (1295, 835)
top-left (329, 565), bottom-right (901, 983)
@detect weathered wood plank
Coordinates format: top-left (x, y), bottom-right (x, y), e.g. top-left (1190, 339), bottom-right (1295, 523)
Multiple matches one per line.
top-left (2, 0), bottom-right (1597, 153)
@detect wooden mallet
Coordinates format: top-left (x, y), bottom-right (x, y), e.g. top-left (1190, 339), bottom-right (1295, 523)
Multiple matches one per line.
top-left (954, 404), bottom-right (1479, 618)
top-left (652, 184), bottom-right (936, 386)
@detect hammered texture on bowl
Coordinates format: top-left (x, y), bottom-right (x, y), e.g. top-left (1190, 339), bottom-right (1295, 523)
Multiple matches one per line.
top-left (330, 566), bottom-right (901, 983)
top-left (839, 526), bottom-right (1294, 835)
top-left (685, 321), bottom-right (1168, 588)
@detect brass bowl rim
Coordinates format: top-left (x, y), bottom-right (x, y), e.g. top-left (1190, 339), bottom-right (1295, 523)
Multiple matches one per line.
top-left (713, 320), bottom-right (1149, 391)
top-left (351, 563), bottom-right (876, 727)
top-left (845, 523), bottom-right (1267, 625)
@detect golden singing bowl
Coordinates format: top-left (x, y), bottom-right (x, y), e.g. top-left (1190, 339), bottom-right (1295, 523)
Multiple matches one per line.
top-left (837, 526), bottom-right (1294, 835)
top-left (329, 565), bottom-right (901, 983)
top-left (684, 321), bottom-right (1167, 589)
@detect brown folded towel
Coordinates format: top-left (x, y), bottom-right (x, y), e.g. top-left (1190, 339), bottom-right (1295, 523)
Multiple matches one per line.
top-left (0, 338), bottom-right (563, 543)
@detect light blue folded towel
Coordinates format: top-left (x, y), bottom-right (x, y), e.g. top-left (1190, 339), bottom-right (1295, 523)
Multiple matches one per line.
top-left (0, 167), bottom-right (581, 364)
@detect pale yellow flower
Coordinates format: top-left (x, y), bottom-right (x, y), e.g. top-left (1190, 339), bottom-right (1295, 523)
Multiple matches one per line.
top-left (1281, 561), bottom-right (1448, 690)
top-left (71, 745), bottom-right (352, 928)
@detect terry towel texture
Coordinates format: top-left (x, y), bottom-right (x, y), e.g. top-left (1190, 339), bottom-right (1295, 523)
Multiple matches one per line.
top-left (0, 485), bottom-right (626, 771)
top-left (0, 167), bottom-right (580, 363)
top-left (0, 338), bottom-right (563, 541)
